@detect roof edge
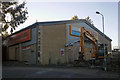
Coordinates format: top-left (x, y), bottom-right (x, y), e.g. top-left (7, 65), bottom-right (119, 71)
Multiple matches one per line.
top-left (84, 20), bottom-right (112, 41)
top-left (7, 19), bottom-right (112, 42)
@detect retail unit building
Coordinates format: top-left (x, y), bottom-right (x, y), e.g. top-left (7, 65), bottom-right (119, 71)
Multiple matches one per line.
top-left (7, 19), bottom-right (112, 65)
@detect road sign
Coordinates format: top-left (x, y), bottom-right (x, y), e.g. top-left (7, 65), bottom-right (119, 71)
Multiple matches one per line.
top-left (60, 49), bottom-right (64, 56)
top-left (69, 25), bottom-right (81, 37)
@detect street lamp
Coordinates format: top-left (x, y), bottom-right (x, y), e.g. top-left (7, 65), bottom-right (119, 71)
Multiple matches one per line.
top-left (96, 11), bottom-right (107, 71)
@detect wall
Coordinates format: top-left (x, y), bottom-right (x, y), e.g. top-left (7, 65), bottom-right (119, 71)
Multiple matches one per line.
top-left (98, 33), bottom-right (111, 51)
top-left (40, 23), bottom-right (66, 65)
top-left (8, 45), bottom-right (18, 60)
top-left (8, 27), bottom-right (37, 64)
top-left (66, 21), bottom-right (111, 60)
top-left (66, 42), bottom-right (80, 63)
top-left (22, 44), bottom-right (37, 64)
top-left (66, 22), bottom-right (99, 44)
top-left (22, 28), bottom-right (37, 46)
top-left (21, 27), bottom-right (37, 64)
top-left (66, 22), bottom-right (111, 51)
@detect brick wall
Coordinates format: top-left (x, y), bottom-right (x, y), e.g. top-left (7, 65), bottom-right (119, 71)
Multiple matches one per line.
top-left (40, 23), bottom-right (66, 65)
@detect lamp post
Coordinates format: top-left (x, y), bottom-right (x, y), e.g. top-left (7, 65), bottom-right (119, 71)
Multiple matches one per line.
top-left (96, 11), bottom-right (107, 71)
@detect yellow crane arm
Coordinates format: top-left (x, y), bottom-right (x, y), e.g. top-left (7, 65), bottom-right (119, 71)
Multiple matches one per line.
top-left (80, 27), bottom-right (98, 58)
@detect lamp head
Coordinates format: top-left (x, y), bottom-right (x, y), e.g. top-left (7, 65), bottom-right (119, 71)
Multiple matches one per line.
top-left (96, 11), bottom-right (100, 14)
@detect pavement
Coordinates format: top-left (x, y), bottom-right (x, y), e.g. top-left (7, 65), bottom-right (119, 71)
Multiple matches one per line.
top-left (2, 61), bottom-right (120, 78)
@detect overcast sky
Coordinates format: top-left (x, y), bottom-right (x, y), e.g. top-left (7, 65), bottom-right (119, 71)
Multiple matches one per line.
top-left (15, 1), bottom-right (118, 50)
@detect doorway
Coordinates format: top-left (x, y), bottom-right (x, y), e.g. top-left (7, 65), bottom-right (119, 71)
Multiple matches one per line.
top-left (31, 51), bottom-right (34, 64)
top-left (15, 47), bottom-right (19, 61)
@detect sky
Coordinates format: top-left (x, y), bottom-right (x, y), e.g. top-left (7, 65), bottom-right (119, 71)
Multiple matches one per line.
top-left (15, 1), bottom-right (118, 50)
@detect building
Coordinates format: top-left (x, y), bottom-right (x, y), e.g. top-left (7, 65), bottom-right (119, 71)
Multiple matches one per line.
top-left (7, 19), bottom-right (112, 65)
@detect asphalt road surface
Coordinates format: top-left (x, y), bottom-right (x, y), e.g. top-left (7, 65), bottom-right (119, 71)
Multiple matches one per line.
top-left (2, 66), bottom-right (120, 78)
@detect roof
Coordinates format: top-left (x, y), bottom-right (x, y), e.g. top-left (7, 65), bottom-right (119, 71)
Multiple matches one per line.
top-left (9, 19), bottom-right (112, 41)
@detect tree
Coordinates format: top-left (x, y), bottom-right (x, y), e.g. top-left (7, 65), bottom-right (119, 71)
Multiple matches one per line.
top-left (0, 1), bottom-right (28, 38)
top-left (85, 16), bottom-right (94, 25)
top-left (71, 15), bottom-right (79, 20)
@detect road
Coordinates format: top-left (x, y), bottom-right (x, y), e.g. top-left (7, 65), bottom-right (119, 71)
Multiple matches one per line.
top-left (2, 66), bottom-right (120, 78)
